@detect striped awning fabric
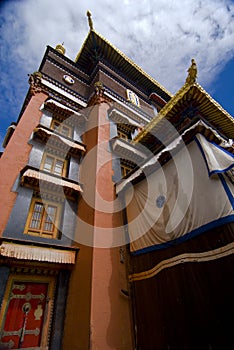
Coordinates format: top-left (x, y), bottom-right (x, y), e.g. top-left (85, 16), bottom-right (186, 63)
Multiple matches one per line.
top-left (0, 242), bottom-right (77, 264)
top-left (21, 168), bottom-right (82, 192)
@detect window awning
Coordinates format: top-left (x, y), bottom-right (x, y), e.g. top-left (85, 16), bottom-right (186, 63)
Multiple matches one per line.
top-left (33, 126), bottom-right (86, 154)
top-left (108, 108), bottom-right (142, 128)
top-left (0, 242), bottom-right (77, 264)
top-left (44, 99), bottom-right (82, 116)
top-left (20, 168), bottom-right (82, 199)
top-left (110, 137), bottom-right (149, 164)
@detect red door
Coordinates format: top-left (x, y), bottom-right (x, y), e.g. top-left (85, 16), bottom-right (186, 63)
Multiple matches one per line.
top-left (0, 281), bottom-right (48, 349)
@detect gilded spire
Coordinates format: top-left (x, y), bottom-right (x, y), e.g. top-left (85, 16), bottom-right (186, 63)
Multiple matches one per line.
top-left (185, 58), bottom-right (197, 85)
top-left (87, 10), bottom-right (94, 31)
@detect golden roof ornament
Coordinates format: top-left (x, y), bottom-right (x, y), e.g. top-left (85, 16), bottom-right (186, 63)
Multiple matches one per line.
top-left (55, 43), bottom-right (66, 55)
top-left (94, 81), bottom-right (104, 95)
top-left (87, 10), bottom-right (94, 31)
top-left (88, 81), bottom-right (111, 106)
top-left (185, 58), bottom-right (197, 85)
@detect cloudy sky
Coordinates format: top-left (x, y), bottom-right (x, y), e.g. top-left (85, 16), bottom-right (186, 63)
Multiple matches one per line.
top-left (0, 0), bottom-right (234, 148)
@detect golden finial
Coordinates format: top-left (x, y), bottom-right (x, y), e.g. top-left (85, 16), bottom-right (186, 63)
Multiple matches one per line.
top-left (94, 81), bottom-right (104, 95)
top-left (185, 58), bottom-right (197, 84)
top-left (87, 10), bottom-right (94, 31)
top-left (55, 43), bottom-right (66, 55)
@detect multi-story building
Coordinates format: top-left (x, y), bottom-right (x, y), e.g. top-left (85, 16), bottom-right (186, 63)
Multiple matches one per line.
top-left (0, 12), bottom-right (233, 350)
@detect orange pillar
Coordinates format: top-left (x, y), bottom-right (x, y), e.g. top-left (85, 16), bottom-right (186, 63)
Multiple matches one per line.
top-left (63, 100), bottom-right (133, 349)
top-left (86, 101), bottom-right (133, 349)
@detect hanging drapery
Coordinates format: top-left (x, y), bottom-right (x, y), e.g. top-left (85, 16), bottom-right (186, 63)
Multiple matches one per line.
top-left (195, 133), bottom-right (234, 176)
top-left (125, 135), bottom-right (234, 254)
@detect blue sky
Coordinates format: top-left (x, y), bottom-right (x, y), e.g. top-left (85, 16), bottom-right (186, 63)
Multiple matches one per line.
top-left (0, 0), bottom-right (233, 149)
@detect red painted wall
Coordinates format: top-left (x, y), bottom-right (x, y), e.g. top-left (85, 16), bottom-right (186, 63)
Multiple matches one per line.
top-left (0, 92), bottom-right (48, 235)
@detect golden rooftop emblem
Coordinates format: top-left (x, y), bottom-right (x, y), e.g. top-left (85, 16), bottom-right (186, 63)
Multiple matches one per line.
top-left (87, 10), bottom-right (94, 31)
top-left (186, 58), bottom-right (197, 85)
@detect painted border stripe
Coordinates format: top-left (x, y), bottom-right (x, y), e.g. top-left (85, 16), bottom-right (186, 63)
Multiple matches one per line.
top-left (129, 242), bottom-right (234, 282)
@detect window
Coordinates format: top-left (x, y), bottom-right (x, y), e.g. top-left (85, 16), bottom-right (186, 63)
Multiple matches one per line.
top-left (41, 154), bottom-right (67, 177)
top-left (51, 120), bottom-right (72, 138)
top-left (25, 198), bottom-right (61, 238)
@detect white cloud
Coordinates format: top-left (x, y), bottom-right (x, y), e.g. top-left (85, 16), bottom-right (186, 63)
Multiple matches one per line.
top-left (1, 0), bottom-right (234, 95)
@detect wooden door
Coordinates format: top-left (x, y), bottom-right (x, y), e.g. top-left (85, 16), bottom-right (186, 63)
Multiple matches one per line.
top-left (0, 276), bottom-right (55, 349)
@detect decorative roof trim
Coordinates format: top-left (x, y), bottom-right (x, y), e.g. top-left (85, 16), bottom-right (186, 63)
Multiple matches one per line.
top-left (133, 82), bottom-right (234, 143)
top-left (92, 62), bottom-right (151, 105)
top-left (46, 56), bottom-right (90, 87)
top-left (46, 45), bottom-right (89, 78)
top-left (75, 29), bottom-right (172, 98)
top-left (133, 82), bottom-right (193, 143)
top-left (41, 78), bottom-right (87, 107)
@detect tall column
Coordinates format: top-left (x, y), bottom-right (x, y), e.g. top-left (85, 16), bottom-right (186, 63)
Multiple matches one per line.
top-left (63, 89), bottom-right (133, 349)
top-left (89, 101), bottom-right (132, 350)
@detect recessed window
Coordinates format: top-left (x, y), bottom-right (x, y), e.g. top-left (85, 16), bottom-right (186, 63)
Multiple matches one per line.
top-left (24, 198), bottom-right (61, 238)
top-left (41, 154), bottom-right (67, 177)
top-left (51, 120), bottom-right (72, 138)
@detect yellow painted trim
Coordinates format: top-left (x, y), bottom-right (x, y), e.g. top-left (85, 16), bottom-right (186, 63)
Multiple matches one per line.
top-left (132, 82), bottom-right (191, 143)
top-left (129, 241), bottom-right (234, 282)
top-left (40, 152), bottom-right (68, 177)
top-left (0, 274), bottom-right (56, 349)
top-left (195, 82), bottom-right (234, 123)
top-left (133, 81), bottom-right (234, 143)
top-left (75, 31), bottom-right (92, 63)
top-left (24, 196), bottom-right (62, 239)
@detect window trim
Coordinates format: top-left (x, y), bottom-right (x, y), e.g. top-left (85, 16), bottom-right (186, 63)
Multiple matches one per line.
top-left (24, 197), bottom-right (62, 239)
top-left (50, 119), bottom-right (72, 138)
top-left (40, 153), bottom-right (68, 177)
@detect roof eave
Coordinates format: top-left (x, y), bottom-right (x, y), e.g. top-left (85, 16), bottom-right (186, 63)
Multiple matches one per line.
top-left (75, 29), bottom-right (172, 99)
top-left (133, 82), bottom-right (234, 144)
